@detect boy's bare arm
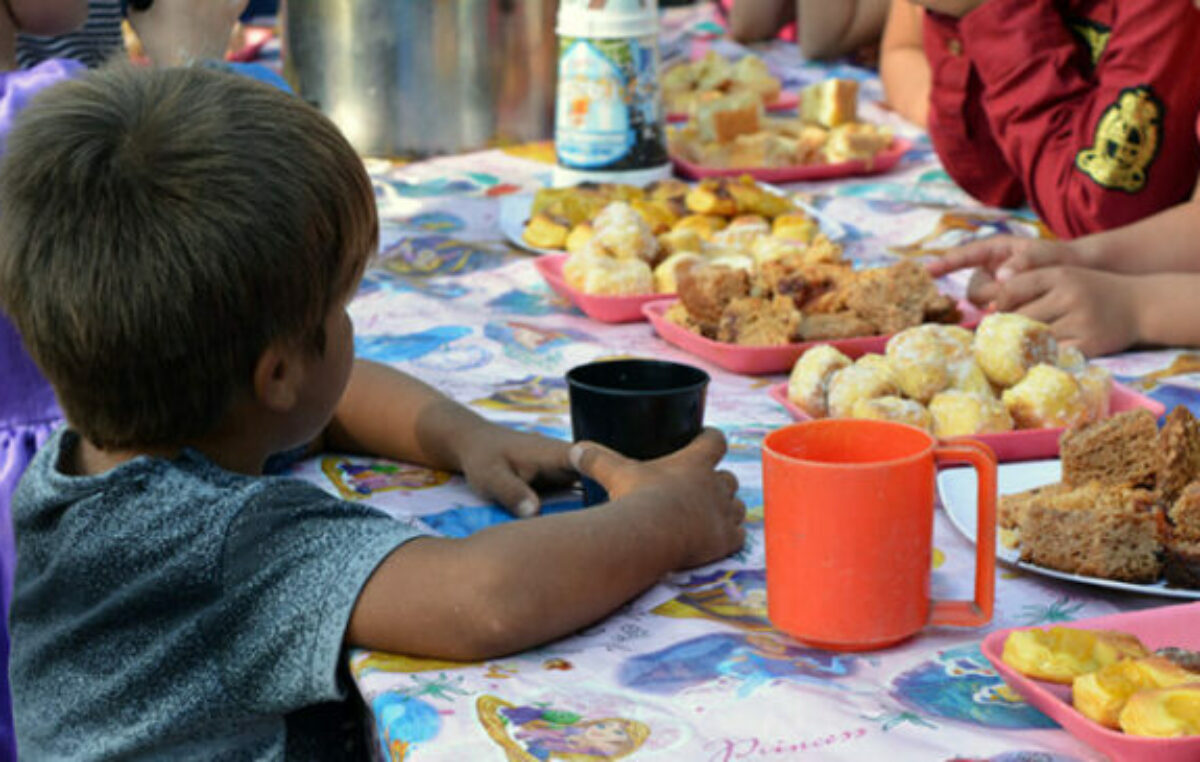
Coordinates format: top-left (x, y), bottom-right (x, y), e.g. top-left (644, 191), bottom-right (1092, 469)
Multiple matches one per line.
top-left (879, 0), bottom-right (928, 126)
top-left (321, 359), bottom-right (574, 514)
top-left (1071, 200), bottom-right (1200, 275)
top-left (728, 0), bottom-right (795, 43)
top-left (798, 0), bottom-right (889, 60)
top-left (345, 431), bottom-right (746, 660)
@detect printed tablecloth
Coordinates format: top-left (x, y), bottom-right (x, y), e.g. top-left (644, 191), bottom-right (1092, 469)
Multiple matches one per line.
top-left (282, 8), bottom-right (1200, 761)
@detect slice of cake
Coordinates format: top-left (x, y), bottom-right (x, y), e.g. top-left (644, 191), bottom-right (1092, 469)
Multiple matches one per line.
top-left (1169, 481), bottom-right (1200, 543)
top-left (1060, 409), bottom-right (1160, 489)
top-left (1159, 406), bottom-right (1200, 503)
top-left (1019, 489), bottom-right (1162, 583)
top-left (799, 78), bottom-right (858, 128)
top-left (695, 90), bottom-right (762, 143)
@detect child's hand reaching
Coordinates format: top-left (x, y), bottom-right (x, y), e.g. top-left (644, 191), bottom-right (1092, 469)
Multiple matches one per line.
top-left (454, 426), bottom-right (576, 518)
top-left (571, 428), bottom-right (746, 569)
top-left (926, 235), bottom-right (1084, 308)
top-left (988, 266), bottom-right (1142, 357)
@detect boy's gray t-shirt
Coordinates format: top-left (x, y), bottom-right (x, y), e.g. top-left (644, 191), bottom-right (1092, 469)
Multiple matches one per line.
top-left (10, 428), bottom-right (427, 760)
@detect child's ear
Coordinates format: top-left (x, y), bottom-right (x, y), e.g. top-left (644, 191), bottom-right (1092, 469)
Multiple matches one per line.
top-left (253, 343), bottom-right (304, 413)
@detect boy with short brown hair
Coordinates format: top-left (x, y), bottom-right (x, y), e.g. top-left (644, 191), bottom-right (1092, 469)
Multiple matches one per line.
top-left (0, 64), bottom-right (744, 759)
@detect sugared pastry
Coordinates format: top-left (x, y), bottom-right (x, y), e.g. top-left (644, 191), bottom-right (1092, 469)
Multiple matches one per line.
top-left (928, 390), bottom-right (1014, 438)
top-left (567, 253), bottom-right (654, 296)
top-left (826, 362), bottom-right (899, 419)
top-left (849, 396), bottom-right (932, 432)
top-left (885, 324), bottom-right (971, 404)
top-left (1001, 364), bottom-right (1090, 429)
top-left (1074, 363), bottom-right (1111, 424)
top-left (1056, 344), bottom-right (1087, 373)
top-left (787, 344), bottom-right (852, 418)
top-left (592, 201), bottom-right (657, 262)
top-left (973, 312), bottom-right (1057, 387)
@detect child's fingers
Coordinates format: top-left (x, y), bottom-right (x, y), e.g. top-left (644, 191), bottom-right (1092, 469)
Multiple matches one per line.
top-left (668, 427), bottom-right (728, 468)
top-left (475, 465), bottom-right (542, 518)
top-left (992, 270), bottom-right (1055, 313)
top-left (966, 268), bottom-right (1000, 306)
top-left (925, 237), bottom-right (1015, 277)
top-left (569, 441), bottom-right (634, 488)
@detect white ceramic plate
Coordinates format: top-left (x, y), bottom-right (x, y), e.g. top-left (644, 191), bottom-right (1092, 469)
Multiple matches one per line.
top-left (498, 185), bottom-right (847, 255)
top-left (937, 459), bottom-right (1200, 600)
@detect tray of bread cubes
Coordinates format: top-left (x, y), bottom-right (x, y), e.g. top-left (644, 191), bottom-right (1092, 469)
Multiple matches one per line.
top-left (771, 312), bottom-right (1164, 461)
top-left (661, 50), bottom-right (798, 123)
top-left (939, 402), bottom-right (1200, 598)
top-left (643, 234), bottom-right (974, 374)
top-left (668, 78), bottom-right (906, 181)
top-left (981, 607), bottom-right (1200, 761)
top-left (514, 177), bottom-right (831, 323)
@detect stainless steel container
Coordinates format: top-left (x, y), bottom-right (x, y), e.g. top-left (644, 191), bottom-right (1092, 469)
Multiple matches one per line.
top-left (285, 0), bottom-right (558, 158)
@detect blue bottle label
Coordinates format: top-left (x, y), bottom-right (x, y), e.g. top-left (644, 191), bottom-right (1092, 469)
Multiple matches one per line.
top-left (555, 36), bottom-right (667, 171)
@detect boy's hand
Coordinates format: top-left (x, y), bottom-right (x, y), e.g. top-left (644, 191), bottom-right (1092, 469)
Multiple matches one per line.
top-left (571, 428), bottom-right (746, 569)
top-left (128, 0), bottom-right (249, 66)
top-left (991, 267), bottom-right (1142, 357)
top-left (927, 236), bottom-right (1084, 307)
top-left (456, 427), bottom-right (576, 518)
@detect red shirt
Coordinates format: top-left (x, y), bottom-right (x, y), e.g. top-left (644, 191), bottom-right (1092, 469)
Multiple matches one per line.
top-left (924, 0), bottom-right (1200, 238)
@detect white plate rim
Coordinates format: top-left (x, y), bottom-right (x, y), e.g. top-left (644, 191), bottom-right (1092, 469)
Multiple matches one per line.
top-left (937, 460), bottom-right (1200, 600)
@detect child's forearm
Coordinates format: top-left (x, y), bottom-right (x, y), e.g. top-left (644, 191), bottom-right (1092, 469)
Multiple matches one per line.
top-left (799, 0), bottom-right (889, 59)
top-left (347, 490), bottom-right (687, 660)
top-left (1132, 274), bottom-right (1200, 348)
top-left (324, 359), bottom-right (488, 471)
top-left (1074, 200), bottom-right (1200, 274)
top-left (880, 0), bottom-right (929, 126)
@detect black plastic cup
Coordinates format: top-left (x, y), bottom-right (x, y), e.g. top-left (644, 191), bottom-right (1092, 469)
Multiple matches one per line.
top-left (566, 359), bottom-right (710, 506)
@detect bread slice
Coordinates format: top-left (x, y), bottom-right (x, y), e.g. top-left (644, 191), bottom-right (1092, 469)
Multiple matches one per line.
top-left (1060, 409), bottom-right (1159, 489)
top-left (1159, 406), bottom-right (1200, 503)
top-left (799, 78), bottom-right (858, 128)
top-left (695, 90), bottom-right (762, 143)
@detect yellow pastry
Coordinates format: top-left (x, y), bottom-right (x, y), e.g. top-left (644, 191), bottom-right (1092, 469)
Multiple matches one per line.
top-left (1120, 684), bottom-right (1200, 737)
top-left (787, 345), bottom-right (852, 418)
top-left (826, 362), bottom-right (899, 419)
top-left (574, 256), bottom-right (654, 296)
top-left (771, 213), bottom-right (818, 243)
top-left (653, 252), bottom-right (703, 295)
top-left (592, 201), bottom-right (657, 262)
top-left (849, 396), bottom-right (932, 432)
top-left (1001, 364), bottom-right (1090, 429)
top-left (1001, 627), bottom-right (1149, 684)
top-left (973, 312), bottom-right (1058, 388)
top-left (928, 390), bottom-right (1014, 438)
top-left (885, 325), bottom-right (971, 404)
top-left (1073, 656), bottom-right (1198, 729)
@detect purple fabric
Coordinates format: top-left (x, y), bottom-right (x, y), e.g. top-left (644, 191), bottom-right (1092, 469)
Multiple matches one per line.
top-left (0, 58), bottom-right (82, 762)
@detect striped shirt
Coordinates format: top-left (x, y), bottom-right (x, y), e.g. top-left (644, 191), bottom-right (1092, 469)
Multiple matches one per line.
top-left (16, 0), bottom-right (125, 70)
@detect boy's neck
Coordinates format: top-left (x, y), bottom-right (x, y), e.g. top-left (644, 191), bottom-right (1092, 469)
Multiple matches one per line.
top-left (71, 404), bottom-right (281, 477)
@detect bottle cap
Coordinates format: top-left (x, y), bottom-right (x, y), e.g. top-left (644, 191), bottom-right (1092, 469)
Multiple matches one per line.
top-left (557, 0), bottom-right (659, 39)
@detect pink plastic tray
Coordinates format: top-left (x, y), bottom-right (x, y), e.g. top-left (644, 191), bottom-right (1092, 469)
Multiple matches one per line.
top-left (982, 604), bottom-right (1200, 762)
top-left (768, 379), bottom-right (1166, 462)
top-left (642, 297), bottom-right (981, 376)
top-left (534, 253), bottom-right (668, 324)
top-left (671, 137), bottom-right (913, 182)
top-left (665, 90), bottom-right (799, 123)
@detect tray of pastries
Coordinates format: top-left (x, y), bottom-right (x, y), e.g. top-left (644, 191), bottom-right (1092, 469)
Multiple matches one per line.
top-left (770, 312), bottom-right (1163, 461)
top-left (981, 607), bottom-right (1200, 762)
top-left (668, 78), bottom-right (907, 181)
top-left (644, 235), bottom-right (974, 375)
top-left (661, 50), bottom-right (796, 122)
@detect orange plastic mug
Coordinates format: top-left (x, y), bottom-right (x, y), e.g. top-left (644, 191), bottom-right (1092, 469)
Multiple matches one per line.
top-left (762, 418), bottom-right (996, 652)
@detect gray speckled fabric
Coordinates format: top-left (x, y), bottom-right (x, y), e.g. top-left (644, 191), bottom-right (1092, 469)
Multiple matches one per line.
top-left (10, 428), bottom-right (426, 760)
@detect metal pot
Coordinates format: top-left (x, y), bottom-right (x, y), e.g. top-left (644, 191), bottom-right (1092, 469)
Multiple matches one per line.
top-left (285, 0), bottom-right (558, 158)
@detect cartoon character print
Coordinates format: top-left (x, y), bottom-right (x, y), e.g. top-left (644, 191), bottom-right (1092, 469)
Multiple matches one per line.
top-left (473, 375), bottom-right (570, 414)
top-left (321, 457), bottom-right (451, 500)
top-left (618, 631), bottom-right (857, 698)
top-left (891, 644), bottom-right (1057, 729)
top-left (652, 569), bottom-right (771, 631)
top-left (477, 695), bottom-right (649, 761)
top-left (1075, 86), bottom-right (1163, 193)
top-left (373, 692), bottom-right (441, 762)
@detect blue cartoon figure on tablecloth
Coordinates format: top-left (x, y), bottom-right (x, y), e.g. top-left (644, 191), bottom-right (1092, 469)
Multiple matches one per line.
top-left (321, 457), bottom-right (451, 500)
top-left (473, 375), bottom-right (571, 414)
top-left (373, 692), bottom-right (441, 762)
top-left (477, 695), bottom-right (649, 761)
top-left (619, 631), bottom-right (857, 698)
top-left (653, 569), bottom-right (770, 631)
top-left (890, 644), bottom-right (1056, 728)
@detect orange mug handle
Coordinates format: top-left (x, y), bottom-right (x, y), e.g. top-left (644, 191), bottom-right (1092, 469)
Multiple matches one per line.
top-left (928, 438), bottom-right (996, 628)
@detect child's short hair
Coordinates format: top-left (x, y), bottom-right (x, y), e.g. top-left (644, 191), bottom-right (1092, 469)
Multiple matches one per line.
top-left (0, 64), bottom-right (376, 449)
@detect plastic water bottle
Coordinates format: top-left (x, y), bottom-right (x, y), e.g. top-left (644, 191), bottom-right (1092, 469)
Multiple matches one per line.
top-left (553, 0), bottom-right (671, 187)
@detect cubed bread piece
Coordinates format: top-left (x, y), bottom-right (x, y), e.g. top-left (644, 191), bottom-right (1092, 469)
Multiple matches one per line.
top-left (676, 263), bottom-right (752, 328)
top-left (652, 252), bottom-right (703, 295)
top-left (998, 481), bottom-right (1073, 530)
top-left (798, 78), bottom-right (858, 128)
top-left (1159, 406), bottom-right (1200, 503)
top-left (1060, 409), bottom-right (1160, 489)
top-left (1019, 492), bottom-right (1162, 583)
top-left (696, 90), bottom-right (763, 143)
top-left (716, 295), bottom-right (801, 346)
top-left (787, 344), bottom-right (852, 418)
